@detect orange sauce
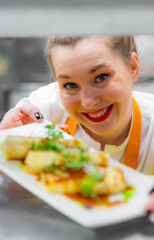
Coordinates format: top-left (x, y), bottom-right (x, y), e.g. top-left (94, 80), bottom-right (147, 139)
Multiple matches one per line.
top-left (36, 175), bottom-right (41, 182)
top-left (65, 185), bottom-right (136, 209)
top-left (125, 185), bottom-right (136, 191)
top-left (65, 194), bottom-right (126, 209)
top-left (19, 160), bottom-right (136, 209)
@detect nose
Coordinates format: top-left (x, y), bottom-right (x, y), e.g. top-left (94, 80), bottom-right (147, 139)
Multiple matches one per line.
top-left (80, 89), bottom-right (101, 109)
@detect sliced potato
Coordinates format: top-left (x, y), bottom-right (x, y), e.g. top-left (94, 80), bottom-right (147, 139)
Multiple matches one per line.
top-left (1, 136), bottom-right (39, 160)
top-left (25, 150), bottom-right (65, 174)
top-left (41, 167), bottom-right (126, 195)
top-left (88, 151), bottom-right (109, 166)
top-left (95, 167), bottom-right (127, 195)
top-left (44, 178), bottom-right (79, 194)
top-left (58, 138), bottom-right (88, 150)
top-left (1, 136), bottom-right (88, 160)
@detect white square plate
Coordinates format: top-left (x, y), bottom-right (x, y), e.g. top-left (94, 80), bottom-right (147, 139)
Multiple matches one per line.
top-left (0, 121), bottom-right (153, 228)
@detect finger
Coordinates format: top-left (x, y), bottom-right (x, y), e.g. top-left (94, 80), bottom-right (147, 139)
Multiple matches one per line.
top-left (56, 124), bottom-right (69, 132)
top-left (144, 193), bottom-right (154, 213)
top-left (0, 108), bottom-right (23, 130)
top-left (19, 104), bottom-right (44, 122)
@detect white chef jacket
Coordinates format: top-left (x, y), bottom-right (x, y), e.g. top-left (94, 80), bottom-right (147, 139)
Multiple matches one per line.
top-left (16, 82), bottom-right (154, 175)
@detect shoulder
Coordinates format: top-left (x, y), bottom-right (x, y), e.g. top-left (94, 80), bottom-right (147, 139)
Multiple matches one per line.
top-left (133, 90), bottom-right (154, 102)
top-left (28, 82), bottom-right (61, 103)
top-left (16, 82), bottom-right (62, 109)
top-left (133, 90), bottom-right (154, 118)
top-left (30, 82), bottom-right (59, 97)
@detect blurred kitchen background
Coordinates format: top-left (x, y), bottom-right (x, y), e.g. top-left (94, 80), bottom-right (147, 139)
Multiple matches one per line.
top-left (0, 35), bottom-right (154, 121)
top-left (0, 37), bottom-right (51, 120)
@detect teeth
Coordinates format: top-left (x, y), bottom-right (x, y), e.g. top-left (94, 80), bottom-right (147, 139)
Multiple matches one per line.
top-left (87, 107), bottom-right (109, 118)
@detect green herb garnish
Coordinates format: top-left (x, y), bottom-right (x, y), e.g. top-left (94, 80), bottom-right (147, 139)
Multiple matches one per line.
top-left (0, 140), bottom-right (4, 145)
top-left (45, 124), bottom-right (64, 140)
top-left (43, 163), bottom-right (69, 178)
top-left (61, 149), bottom-right (90, 171)
top-left (18, 163), bottom-right (25, 169)
top-left (78, 167), bottom-right (104, 197)
top-left (122, 186), bottom-right (136, 201)
top-left (44, 163), bottom-right (56, 172)
top-left (31, 140), bottom-right (66, 152)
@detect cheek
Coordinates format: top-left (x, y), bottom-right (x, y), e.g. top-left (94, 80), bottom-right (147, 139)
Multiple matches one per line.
top-left (107, 77), bottom-right (133, 102)
top-left (104, 80), bottom-right (133, 119)
top-left (60, 92), bottom-right (77, 114)
top-left (102, 81), bottom-right (123, 101)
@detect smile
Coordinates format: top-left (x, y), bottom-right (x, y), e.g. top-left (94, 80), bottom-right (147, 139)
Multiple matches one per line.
top-left (82, 104), bottom-right (113, 123)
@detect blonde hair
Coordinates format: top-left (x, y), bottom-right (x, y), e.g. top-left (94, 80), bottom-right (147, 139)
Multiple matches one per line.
top-left (46, 36), bottom-right (137, 76)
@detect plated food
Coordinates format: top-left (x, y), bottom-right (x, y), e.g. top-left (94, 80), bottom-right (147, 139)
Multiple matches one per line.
top-left (0, 122), bottom-right (153, 227)
top-left (0, 123), bottom-right (133, 208)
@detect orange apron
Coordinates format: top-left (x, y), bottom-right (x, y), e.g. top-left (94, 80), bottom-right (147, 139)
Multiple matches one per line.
top-left (65, 97), bottom-right (142, 170)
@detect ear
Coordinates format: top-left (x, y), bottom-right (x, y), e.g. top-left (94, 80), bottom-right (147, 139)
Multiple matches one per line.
top-left (130, 52), bottom-right (140, 83)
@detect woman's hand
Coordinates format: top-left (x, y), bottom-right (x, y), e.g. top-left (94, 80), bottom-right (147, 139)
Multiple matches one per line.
top-left (144, 192), bottom-right (154, 214)
top-left (0, 104), bottom-right (44, 130)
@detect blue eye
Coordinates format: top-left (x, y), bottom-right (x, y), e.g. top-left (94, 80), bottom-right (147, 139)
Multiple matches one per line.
top-left (96, 74), bottom-right (109, 82)
top-left (63, 82), bottom-right (78, 90)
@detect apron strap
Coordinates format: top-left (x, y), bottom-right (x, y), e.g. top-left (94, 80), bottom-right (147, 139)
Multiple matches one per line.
top-left (124, 97), bottom-right (142, 169)
top-left (65, 97), bottom-right (142, 170)
top-left (65, 116), bottom-right (78, 137)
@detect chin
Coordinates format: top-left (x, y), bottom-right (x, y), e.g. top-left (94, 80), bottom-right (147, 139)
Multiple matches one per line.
top-left (90, 123), bottom-right (117, 136)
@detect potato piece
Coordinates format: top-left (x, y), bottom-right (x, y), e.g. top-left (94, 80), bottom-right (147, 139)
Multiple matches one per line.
top-left (25, 150), bottom-right (65, 174)
top-left (1, 136), bottom-right (39, 160)
top-left (44, 178), bottom-right (79, 194)
top-left (95, 167), bottom-right (127, 195)
top-left (88, 152), bottom-right (109, 166)
top-left (41, 171), bottom-right (70, 182)
top-left (41, 167), bottom-right (126, 196)
top-left (58, 139), bottom-right (88, 150)
top-left (1, 136), bottom-right (88, 160)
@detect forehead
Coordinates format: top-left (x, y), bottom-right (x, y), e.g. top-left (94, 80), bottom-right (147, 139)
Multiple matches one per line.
top-left (51, 37), bottom-right (115, 66)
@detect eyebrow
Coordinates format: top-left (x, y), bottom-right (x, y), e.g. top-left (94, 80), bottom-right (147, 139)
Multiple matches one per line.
top-left (89, 64), bottom-right (108, 74)
top-left (57, 74), bottom-right (71, 79)
top-left (57, 64), bottom-right (109, 79)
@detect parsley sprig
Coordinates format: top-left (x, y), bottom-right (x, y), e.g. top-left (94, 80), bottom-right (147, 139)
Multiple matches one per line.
top-left (32, 140), bottom-right (66, 152)
top-left (78, 167), bottom-right (104, 197)
top-left (44, 164), bottom-right (69, 178)
top-left (45, 124), bottom-right (63, 140)
top-left (61, 149), bottom-right (90, 170)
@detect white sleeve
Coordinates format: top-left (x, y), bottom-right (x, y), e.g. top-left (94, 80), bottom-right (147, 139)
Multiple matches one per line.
top-left (15, 82), bottom-right (69, 124)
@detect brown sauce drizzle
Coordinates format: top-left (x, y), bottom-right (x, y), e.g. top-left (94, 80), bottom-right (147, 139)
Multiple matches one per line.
top-left (65, 194), bottom-right (126, 209)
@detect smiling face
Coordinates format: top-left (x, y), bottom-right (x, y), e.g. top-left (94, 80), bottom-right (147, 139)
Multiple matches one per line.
top-left (51, 37), bottom-right (139, 145)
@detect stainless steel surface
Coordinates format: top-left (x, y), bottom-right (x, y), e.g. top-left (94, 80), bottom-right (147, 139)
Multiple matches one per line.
top-left (0, 173), bottom-right (153, 240)
top-left (0, 0), bottom-right (154, 36)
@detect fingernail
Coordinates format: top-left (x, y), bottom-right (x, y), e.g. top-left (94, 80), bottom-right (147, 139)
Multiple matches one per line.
top-left (144, 210), bottom-right (152, 219)
top-left (149, 187), bottom-right (154, 195)
top-left (34, 112), bottom-right (44, 120)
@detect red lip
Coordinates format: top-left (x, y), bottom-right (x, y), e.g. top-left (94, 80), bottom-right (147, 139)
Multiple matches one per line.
top-left (82, 104), bottom-right (113, 123)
